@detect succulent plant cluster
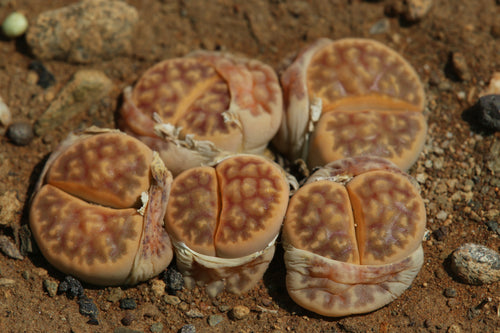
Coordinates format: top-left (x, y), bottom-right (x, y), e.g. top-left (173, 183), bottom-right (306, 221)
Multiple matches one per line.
top-left (30, 38), bottom-right (428, 317)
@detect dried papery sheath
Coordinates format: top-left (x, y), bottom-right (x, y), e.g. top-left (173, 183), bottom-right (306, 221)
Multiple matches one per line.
top-left (274, 38), bottom-right (427, 170)
top-left (282, 156), bottom-right (426, 316)
top-left (173, 236), bottom-right (277, 297)
top-left (165, 154), bottom-right (289, 296)
top-left (120, 52), bottom-right (283, 176)
top-left (30, 127), bottom-right (174, 286)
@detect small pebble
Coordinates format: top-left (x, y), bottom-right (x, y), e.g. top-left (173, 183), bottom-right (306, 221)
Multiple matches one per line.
top-left (443, 287), bottom-right (457, 298)
top-left (403, 0), bottom-right (433, 22)
top-left (121, 313), bottom-right (135, 326)
top-left (484, 220), bottom-right (500, 235)
top-left (1, 11), bottom-right (28, 38)
top-left (78, 295), bottom-right (99, 318)
top-left (447, 324), bottom-right (462, 333)
top-left (120, 298), bottom-right (137, 310)
top-left (208, 314), bottom-right (224, 327)
top-left (179, 324), bottom-right (196, 333)
top-left (0, 278), bottom-right (16, 287)
top-left (450, 52), bottom-right (471, 81)
top-left (436, 210), bottom-right (448, 221)
top-left (28, 61), bottom-right (56, 89)
top-left (369, 18), bottom-right (390, 35)
top-left (185, 309), bottom-right (204, 318)
top-left (58, 276), bottom-right (84, 299)
top-left (150, 322), bottom-right (163, 333)
top-left (163, 294), bottom-right (181, 305)
top-left (0, 235), bottom-right (23, 260)
top-left (87, 317), bottom-right (99, 325)
top-left (163, 266), bottom-right (184, 294)
top-left (477, 94), bottom-right (500, 132)
top-left (150, 279), bottom-right (166, 297)
top-left (230, 305), bottom-right (250, 320)
top-left (107, 287), bottom-right (125, 302)
top-left (178, 302), bottom-right (189, 312)
top-left (7, 121), bottom-right (34, 146)
top-left (480, 72), bottom-right (500, 96)
top-left (43, 279), bottom-right (58, 297)
top-left (450, 243), bottom-right (500, 285)
top-left (432, 226), bottom-right (448, 241)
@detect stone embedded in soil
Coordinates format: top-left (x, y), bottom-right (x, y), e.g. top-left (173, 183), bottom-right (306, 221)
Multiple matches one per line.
top-left (107, 287), bottom-right (125, 302)
top-left (450, 243), bottom-right (500, 285)
top-left (119, 298), bottom-right (137, 310)
top-left (230, 305), bottom-right (250, 320)
top-left (403, 0), bottom-right (433, 21)
top-left (78, 295), bottom-right (99, 318)
top-left (33, 70), bottom-right (113, 136)
top-left (0, 278), bottom-right (16, 287)
top-left (208, 314), bottom-right (224, 327)
top-left (0, 190), bottom-right (22, 228)
top-left (185, 309), bottom-right (204, 318)
top-left (58, 276), bottom-right (84, 299)
top-left (163, 294), bottom-right (181, 305)
top-left (0, 235), bottom-right (23, 260)
top-left (7, 121), bottom-right (34, 146)
top-left (26, 0), bottom-right (138, 63)
top-left (477, 94), bottom-right (500, 132)
top-left (43, 279), bottom-right (58, 297)
top-left (450, 52), bottom-right (471, 81)
top-left (28, 61), bottom-right (56, 89)
top-left (487, 140), bottom-right (500, 173)
top-left (179, 324), bottom-right (196, 333)
top-left (480, 72), bottom-right (500, 96)
top-left (121, 312), bottom-right (135, 326)
top-left (163, 266), bottom-right (184, 294)
top-left (150, 279), bottom-right (166, 297)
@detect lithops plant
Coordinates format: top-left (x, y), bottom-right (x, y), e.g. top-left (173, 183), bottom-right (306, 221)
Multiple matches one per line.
top-left (165, 154), bottom-right (289, 297)
top-left (30, 128), bottom-right (174, 286)
top-left (282, 156), bottom-right (426, 316)
top-left (120, 51), bottom-right (283, 176)
top-left (273, 38), bottom-right (427, 170)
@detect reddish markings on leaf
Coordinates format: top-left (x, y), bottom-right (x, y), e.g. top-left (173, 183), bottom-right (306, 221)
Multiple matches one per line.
top-left (286, 181), bottom-right (358, 263)
top-left (216, 157), bottom-right (284, 244)
top-left (32, 185), bottom-right (139, 266)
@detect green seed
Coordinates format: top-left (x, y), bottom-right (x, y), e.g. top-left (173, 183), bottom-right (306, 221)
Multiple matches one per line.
top-left (2, 12), bottom-right (28, 38)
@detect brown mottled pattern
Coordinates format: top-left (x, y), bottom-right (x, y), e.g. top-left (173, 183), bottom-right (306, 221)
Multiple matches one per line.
top-left (166, 167), bottom-right (219, 256)
top-left (31, 185), bottom-right (140, 265)
top-left (285, 181), bottom-right (359, 263)
top-left (46, 133), bottom-right (151, 208)
top-left (318, 110), bottom-right (424, 159)
top-left (347, 171), bottom-right (424, 264)
top-left (215, 156), bottom-right (286, 251)
top-left (246, 59), bottom-right (281, 116)
top-left (176, 79), bottom-right (235, 138)
top-left (307, 39), bottom-right (423, 107)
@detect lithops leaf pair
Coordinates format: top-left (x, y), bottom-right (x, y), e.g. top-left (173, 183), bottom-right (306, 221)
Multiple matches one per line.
top-left (120, 51), bottom-right (283, 176)
top-left (283, 156), bottom-right (426, 316)
top-left (165, 154), bottom-right (289, 297)
top-left (273, 38), bottom-right (427, 170)
top-left (30, 128), bottom-right (174, 286)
